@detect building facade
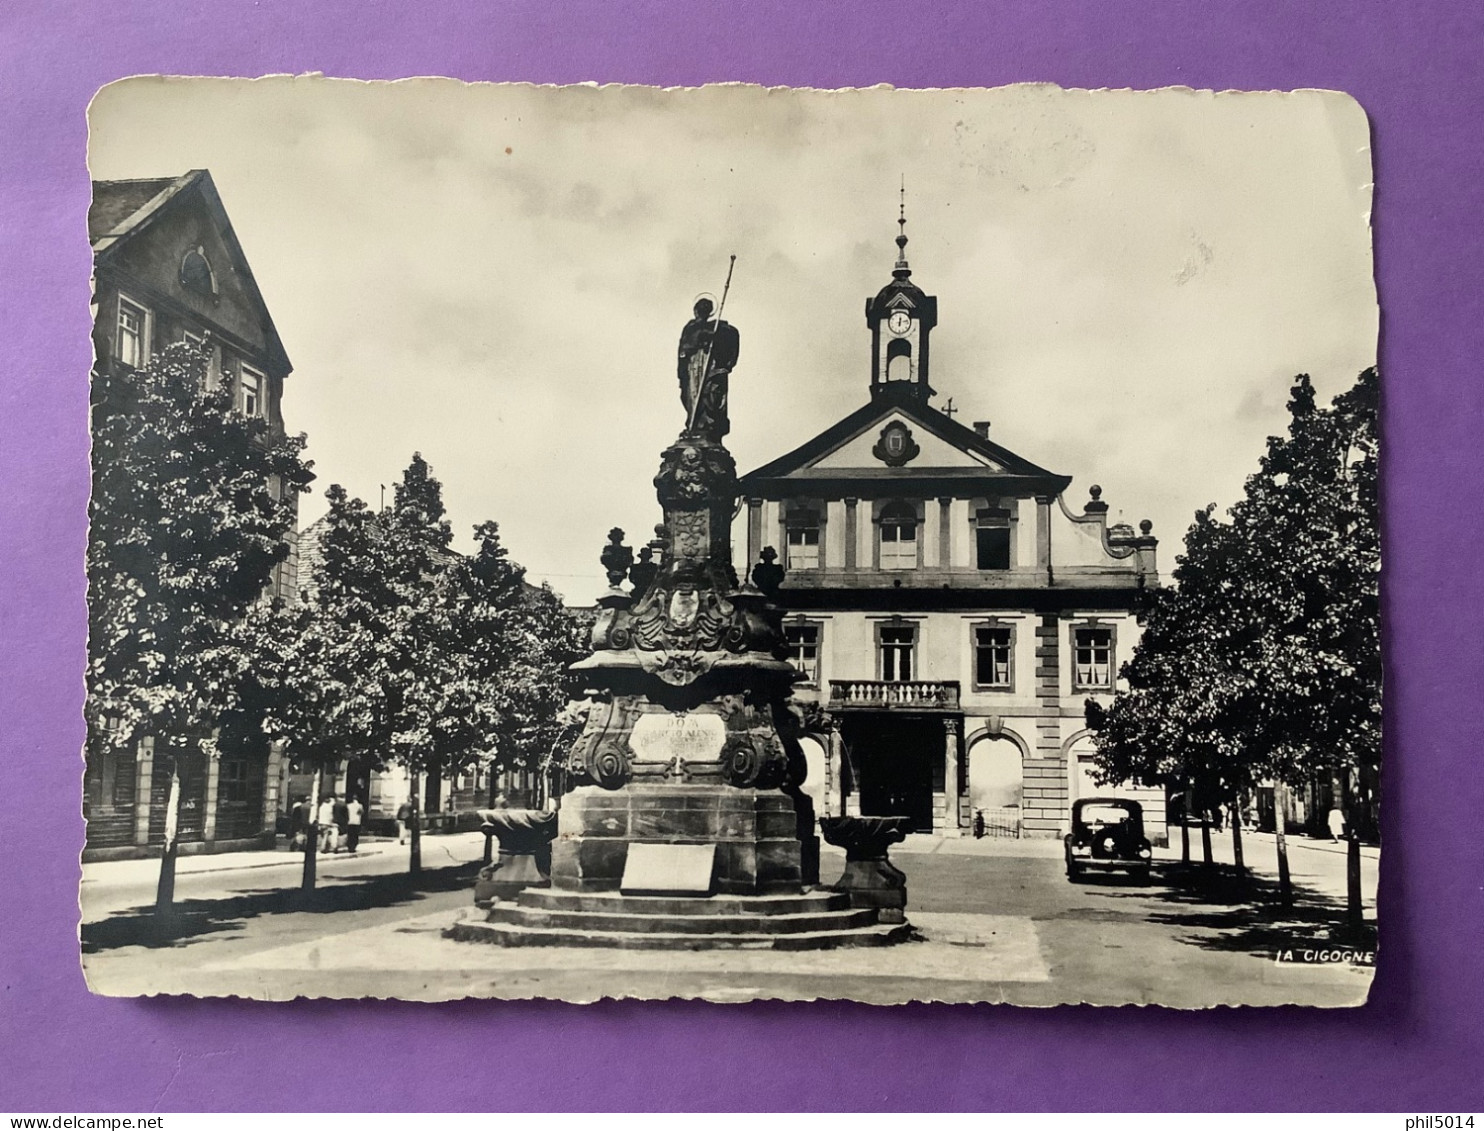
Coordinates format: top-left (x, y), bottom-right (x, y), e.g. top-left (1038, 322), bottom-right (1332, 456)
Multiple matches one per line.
top-left (84, 170), bottom-right (299, 859)
top-left (734, 220), bottom-right (1165, 840)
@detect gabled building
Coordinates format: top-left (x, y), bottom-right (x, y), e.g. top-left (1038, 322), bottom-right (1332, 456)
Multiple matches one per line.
top-left (734, 215), bottom-right (1165, 841)
top-left (84, 169), bottom-right (299, 858)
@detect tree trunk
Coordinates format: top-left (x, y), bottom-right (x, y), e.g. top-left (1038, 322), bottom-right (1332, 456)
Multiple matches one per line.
top-left (1230, 799), bottom-right (1245, 881)
top-left (1346, 828), bottom-right (1365, 931)
top-left (1200, 817), bottom-right (1214, 868)
top-left (301, 764), bottom-right (321, 892)
top-left (409, 768), bottom-right (422, 875)
top-left (154, 748), bottom-right (181, 917)
top-left (1180, 786), bottom-right (1193, 865)
top-left (1274, 783), bottom-right (1293, 907)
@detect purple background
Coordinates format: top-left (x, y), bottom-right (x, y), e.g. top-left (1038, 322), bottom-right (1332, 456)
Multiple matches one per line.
top-left (2, 0), bottom-right (1481, 1112)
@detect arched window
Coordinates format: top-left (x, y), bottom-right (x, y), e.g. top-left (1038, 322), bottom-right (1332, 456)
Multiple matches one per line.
top-left (885, 337), bottom-right (912, 382)
top-left (878, 501), bottom-right (917, 570)
top-left (180, 246), bottom-right (216, 295)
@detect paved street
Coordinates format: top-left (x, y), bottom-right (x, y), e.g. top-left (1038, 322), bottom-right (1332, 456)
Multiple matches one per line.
top-left (79, 829), bottom-right (1376, 1006)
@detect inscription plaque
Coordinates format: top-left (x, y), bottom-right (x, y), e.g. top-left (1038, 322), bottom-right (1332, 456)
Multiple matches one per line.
top-left (628, 711), bottom-right (726, 764)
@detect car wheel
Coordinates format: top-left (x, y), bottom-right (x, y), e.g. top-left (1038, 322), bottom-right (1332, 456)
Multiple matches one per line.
top-left (1066, 861), bottom-right (1082, 882)
top-left (1133, 866), bottom-right (1151, 884)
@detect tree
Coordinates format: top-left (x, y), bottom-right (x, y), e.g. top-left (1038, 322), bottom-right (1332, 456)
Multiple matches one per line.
top-left (260, 452), bottom-right (592, 882)
top-left (87, 339), bottom-right (312, 914)
top-left (436, 521), bottom-right (590, 809)
top-left (250, 483), bottom-right (397, 891)
top-left (1088, 369), bottom-right (1380, 923)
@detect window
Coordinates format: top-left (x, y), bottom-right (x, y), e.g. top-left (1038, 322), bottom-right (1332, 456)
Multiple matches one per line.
top-left (880, 624), bottom-right (915, 681)
top-left (240, 365), bottom-right (264, 418)
top-left (1073, 626), bottom-right (1115, 690)
top-left (974, 625), bottom-right (1013, 689)
top-left (879, 503), bottom-right (917, 570)
top-left (976, 506), bottom-right (1011, 570)
top-left (219, 759), bottom-right (249, 805)
top-left (116, 296), bottom-right (149, 368)
top-left (784, 623), bottom-right (821, 684)
top-left (180, 247), bottom-right (216, 295)
top-left (785, 509), bottom-right (821, 570)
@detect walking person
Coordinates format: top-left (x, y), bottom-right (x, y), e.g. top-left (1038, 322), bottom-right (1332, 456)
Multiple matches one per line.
top-left (345, 795), bottom-right (364, 853)
top-left (396, 797), bottom-right (414, 845)
top-left (318, 793), bottom-right (339, 854)
top-left (290, 795), bottom-right (310, 852)
top-left (1327, 805), bottom-right (1346, 843)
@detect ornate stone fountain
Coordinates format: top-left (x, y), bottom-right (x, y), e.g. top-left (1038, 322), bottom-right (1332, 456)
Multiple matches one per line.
top-left (449, 297), bottom-right (910, 950)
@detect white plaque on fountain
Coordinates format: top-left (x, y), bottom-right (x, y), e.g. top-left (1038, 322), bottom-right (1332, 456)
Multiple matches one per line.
top-left (628, 712), bottom-right (726, 764)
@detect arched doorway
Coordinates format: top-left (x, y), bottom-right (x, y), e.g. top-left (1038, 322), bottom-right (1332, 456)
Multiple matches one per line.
top-left (797, 734), bottom-right (832, 818)
top-left (968, 732), bottom-right (1024, 837)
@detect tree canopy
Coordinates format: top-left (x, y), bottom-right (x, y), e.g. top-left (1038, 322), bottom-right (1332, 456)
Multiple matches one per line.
top-left (87, 340), bottom-right (313, 752)
top-left (1088, 369), bottom-right (1380, 815)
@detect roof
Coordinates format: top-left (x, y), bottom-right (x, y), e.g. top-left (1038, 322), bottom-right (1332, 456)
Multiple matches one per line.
top-left (739, 384), bottom-right (1072, 497)
top-left (90, 169), bottom-right (292, 376)
top-left (88, 177), bottom-right (179, 239)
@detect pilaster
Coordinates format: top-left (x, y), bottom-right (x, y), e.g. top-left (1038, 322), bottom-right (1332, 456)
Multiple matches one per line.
top-left (133, 736), bottom-right (154, 846)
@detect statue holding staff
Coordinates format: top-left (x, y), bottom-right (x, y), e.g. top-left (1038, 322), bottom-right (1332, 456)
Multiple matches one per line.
top-left (677, 258), bottom-right (739, 440)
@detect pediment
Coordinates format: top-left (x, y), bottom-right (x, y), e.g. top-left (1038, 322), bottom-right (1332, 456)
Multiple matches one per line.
top-left (806, 411), bottom-right (1001, 472)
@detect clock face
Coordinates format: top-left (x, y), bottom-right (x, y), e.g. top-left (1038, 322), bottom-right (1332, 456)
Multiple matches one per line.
top-left (887, 310), bottom-right (912, 336)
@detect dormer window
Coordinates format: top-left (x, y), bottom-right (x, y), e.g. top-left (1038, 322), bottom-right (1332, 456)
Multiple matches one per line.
top-left (180, 246), bottom-right (216, 296)
top-left (785, 507), bottom-right (821, 571)
top-left (240, 365), bottom-right (264, 418)
top-left (878, 501), bottom-right (918, 570)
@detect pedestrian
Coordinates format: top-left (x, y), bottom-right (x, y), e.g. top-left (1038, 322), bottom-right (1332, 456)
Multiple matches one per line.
top-left (290, 795), bottom-right (309, 851)
top-left (1327, 805), bottom-right (1345, 843)
top-left (345, 794), bottom-right (364, 853)
top-left (396, 797), bottom-right (414, 845)
top-left (318, 793), bottom-right (339, 853)
top-left (972, 808), bottom-right (985, 839)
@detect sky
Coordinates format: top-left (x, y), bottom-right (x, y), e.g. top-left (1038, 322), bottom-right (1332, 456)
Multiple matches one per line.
top-left (88, 79), bottom-right (1376, 601)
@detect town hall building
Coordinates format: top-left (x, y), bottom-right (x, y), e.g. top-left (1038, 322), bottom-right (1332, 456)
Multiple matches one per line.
top-left (735, 215), bottom-right (1166, 841)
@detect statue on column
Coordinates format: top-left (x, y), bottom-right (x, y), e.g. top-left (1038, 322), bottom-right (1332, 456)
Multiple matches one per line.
top-left (677, 296), bottom-right (740, 441)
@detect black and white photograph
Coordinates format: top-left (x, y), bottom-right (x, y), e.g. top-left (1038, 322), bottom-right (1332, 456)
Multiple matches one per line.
top-left (80, 79), bottom-right (1379, 1006)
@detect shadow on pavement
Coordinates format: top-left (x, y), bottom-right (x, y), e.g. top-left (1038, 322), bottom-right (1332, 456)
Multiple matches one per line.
top-left (80, 862), bottom-right (480, 954)
top-left (1080, 862), bottom-right (1378, 955)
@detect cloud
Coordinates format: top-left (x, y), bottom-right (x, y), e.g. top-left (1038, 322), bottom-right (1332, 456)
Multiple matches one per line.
top-left (88, 80), bottom-right (1376, 598)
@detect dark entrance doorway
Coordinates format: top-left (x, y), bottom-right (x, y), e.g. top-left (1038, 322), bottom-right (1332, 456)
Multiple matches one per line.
top-left (845, 714), bottom-right (939, 832)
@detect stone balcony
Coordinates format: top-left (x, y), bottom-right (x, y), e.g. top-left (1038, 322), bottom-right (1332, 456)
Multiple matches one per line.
top-left (827, 680), bottom-right (961, 711)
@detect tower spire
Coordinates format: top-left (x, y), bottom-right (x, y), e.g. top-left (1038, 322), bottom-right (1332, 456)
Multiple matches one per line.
top-left (894, 176), bottom-right (911, 278)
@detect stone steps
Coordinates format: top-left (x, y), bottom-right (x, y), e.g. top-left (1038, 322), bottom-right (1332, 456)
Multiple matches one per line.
top-left (447, 918), bottom-right (915, 951)
top-left (488, 903), bottom-right (882, 935)
top-left (515, 889), bottom-right (852, 917)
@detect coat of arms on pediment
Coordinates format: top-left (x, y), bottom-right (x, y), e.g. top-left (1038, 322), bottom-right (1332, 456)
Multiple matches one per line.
top-left (872, 420), bottom-right (921, 467)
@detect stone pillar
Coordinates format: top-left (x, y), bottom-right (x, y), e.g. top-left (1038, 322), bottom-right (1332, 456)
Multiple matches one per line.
top-left (263, 742), bottom-right (285, 837)
top-left (942, 717), bottom-right (962, 836)
top-left (844, 498), bottom-right (858, 571)
top-left (133, 736), bottom-right (154, 846)
top-left (202, 744), bottom-right (221, 845)
top-left (938, 497), bottom-right (953, 570)
top-left (746, 498), bottom-right (763, 570)
top-left (1036, 495), bottom-right (1053, 578)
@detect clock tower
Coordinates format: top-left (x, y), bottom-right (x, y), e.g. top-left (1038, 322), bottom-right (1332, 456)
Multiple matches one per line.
top-left (865, 190), bottom-right (937, 402)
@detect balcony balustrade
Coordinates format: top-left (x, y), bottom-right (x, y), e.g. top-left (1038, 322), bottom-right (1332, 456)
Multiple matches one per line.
top-left (827, 680), bottom-right (961, 711)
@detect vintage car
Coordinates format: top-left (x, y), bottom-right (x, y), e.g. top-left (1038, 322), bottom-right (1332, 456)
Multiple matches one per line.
top-left (1064, 797), bottom-right (1154, 882)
